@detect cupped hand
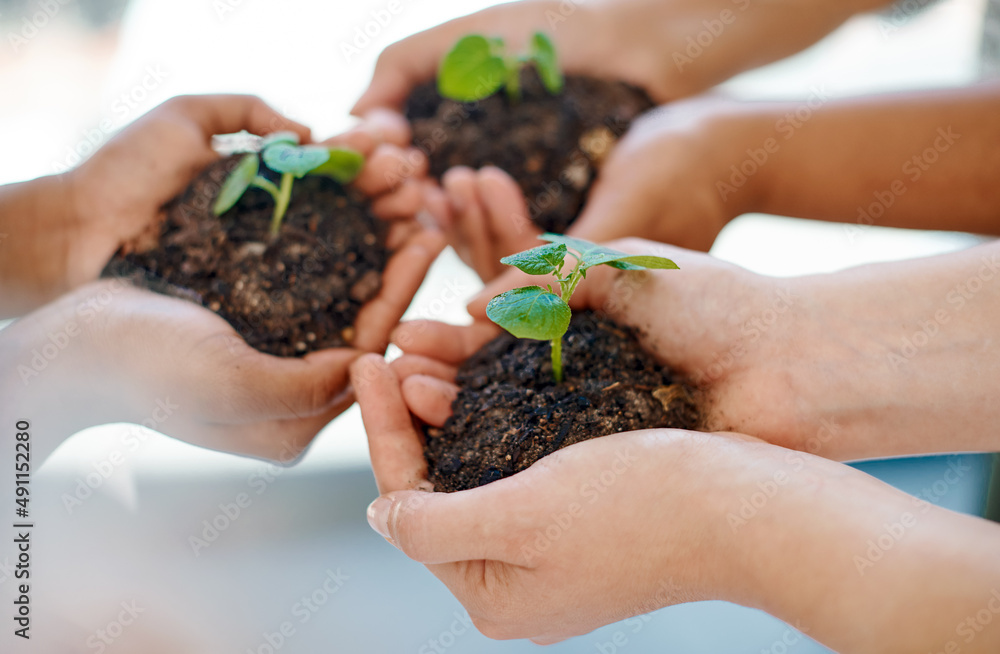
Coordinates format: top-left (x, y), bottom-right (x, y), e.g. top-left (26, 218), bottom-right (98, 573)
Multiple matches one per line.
top-left (5, 223), bottom-right (442, 464)
top-left (428, 99), bottom-right (760, 279)
top-left (350, 353), bottom-right (773, 643)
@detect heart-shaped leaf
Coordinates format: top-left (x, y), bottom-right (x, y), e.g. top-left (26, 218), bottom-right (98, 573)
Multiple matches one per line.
top-left (500, 242), bottom-right (567, 276)
top-left (529, 32), bottom-right (563, 95)
top-left (212, 153), bottom-right (259, 215)
top-left (486, 286), bottom-right (570, 341)
top-left (310, 148), bottom-right (365, 183)
top-left (438, 34), bottom-right (507, 102)
top-left (262, 143), bottom-right (330, 178)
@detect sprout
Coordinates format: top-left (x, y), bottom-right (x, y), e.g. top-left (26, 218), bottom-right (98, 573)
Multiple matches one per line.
top-left (437, 32), bottom-right (563, 103)
top-left (486, 234), bottom-right (678, 382)
top-left (212, 131), bottom-right (364, 237)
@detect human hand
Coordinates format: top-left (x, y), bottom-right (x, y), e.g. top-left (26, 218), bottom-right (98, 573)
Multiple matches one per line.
top-left (351, 353), bottom-right (1000, 653)
top-left (2, 223), bottom-right (442, 464)
top-left (428, 98), bottom-right (765, 279)
top-left (352, 0), bottom-right (881, 116)
top-left (391, 237), bottom-right (1000, 461)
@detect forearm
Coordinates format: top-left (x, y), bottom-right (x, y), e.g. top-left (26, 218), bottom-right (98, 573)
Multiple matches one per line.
top-left (0, 174), bottom-right (78, 317)
top-left (0, 291), bottom-right (142, 463)
top-left (744, 82), bottom-right (1000, 232)
top-left (776, 240), bottom-right (1000, 459)
top-left (727, 444), bottom-right (1000, 654)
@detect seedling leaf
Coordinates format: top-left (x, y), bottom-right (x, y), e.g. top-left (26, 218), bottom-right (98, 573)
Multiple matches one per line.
top-left (539, 233), bottom-right (676, 271)
top-left (438, 35), bottom-right (507, 102)
top-left (263, 143), bottom-right (330, 178)
top-left (310, 147), bottom-right (365, 183)
top-left (529, 32), bottom-right (563, 94)
top-left (261, 131), bottom-right (301, 148)
top-left (486, 286), bottom-right (570, 341)
top-left (500, 243), bottom-right (567, 275)
top-left (213, 153), bottom-right (259, 215)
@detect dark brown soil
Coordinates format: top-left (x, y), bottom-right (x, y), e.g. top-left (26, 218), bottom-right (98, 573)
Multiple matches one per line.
top-left (424, 311), bottom-right (700, 492)
top-left (101, 154), bottom-right (390, 357)
top-left (405, 67), bottom-right (654, 234)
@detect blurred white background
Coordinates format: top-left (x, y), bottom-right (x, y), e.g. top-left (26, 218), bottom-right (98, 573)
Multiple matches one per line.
top-left (0, 0), bottom-right (995, 652)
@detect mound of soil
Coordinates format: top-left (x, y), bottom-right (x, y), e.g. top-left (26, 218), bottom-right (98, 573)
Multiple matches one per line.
top-left (101, 154), bottom-right (390, 357)
top-left (405, 67), bottom-right (654, 234)
top-left (424, 311), bottom-right (700, 492)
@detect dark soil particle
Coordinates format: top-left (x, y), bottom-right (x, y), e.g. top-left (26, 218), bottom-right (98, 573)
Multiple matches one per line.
top-left (101, 154), bottom-right (390, 357)
top-left (424, 311), bottom-right (700, 492)
top-left (405, 67), bottom-right (655, 234)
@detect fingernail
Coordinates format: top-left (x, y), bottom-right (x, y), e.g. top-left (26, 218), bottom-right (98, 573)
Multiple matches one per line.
top-left (367, 497), bottom-right (392, 541)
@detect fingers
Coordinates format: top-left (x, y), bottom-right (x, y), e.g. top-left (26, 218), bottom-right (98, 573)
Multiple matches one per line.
top-left (167, 94), bottom-right (311, 143)
top-left (371, 181), bottom-right (425, 220)
top-left (351, 29), bottom-right (448, 115)
top-left (476, 166), bottom-right (543, 257)
top-left (219, 346), bottom-right (360, 420)
top-left (390, 354), bottom-right (458, 383)
top-left (401, 374), bottom-right (457, 427)
top-left (353, 229), bottom-right (445, 353)
top-left (466, 267), bottom-right (544, 320)
top-left (351, 354), bottom-right (430, 494)
top-left (366, 487), bottom-right (530, 565)
top-left (323, 108), bottom-right (412, 153)
top-left (353, 144), bottom-right (428, 198)
top-left (442, 167), bottom-right (494, 279)
top-left (390, 320), bottom-right (499, 363)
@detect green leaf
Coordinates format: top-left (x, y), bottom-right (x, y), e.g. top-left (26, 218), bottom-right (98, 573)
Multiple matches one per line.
top-left (262, 143), bottom-right (330, 178)
top-left (529, 32), bottom-right (563, 94)
top-left (309, 147), bottom-right (365, 183)
top-left (438, 35), bottom-right (507, 102)
top-left (212, 153), bottom-right (259, 215)
top-left (260, 131), bottom-right (301, 148)
top-left (500, 243), bottom-right (566, 275)
top-left (486, 286), bottom-right (571, 341)
top-left (539, 233), bottom-right (678, 271)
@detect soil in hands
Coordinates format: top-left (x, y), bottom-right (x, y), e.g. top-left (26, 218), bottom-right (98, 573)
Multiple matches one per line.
top-left (101, 154), bottom-right (390, 357)
top-left (424, 310), bottom-right (700, 492)
top-left (405, 67), bottom-right (655, 234)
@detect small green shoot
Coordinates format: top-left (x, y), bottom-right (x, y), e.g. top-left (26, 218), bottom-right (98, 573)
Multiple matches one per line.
top-left (486, 234), bottom-right (678, 383)
top-left (437, 32), bottom-right (564, 103)
top-left (212, 132), bottom-right (364, 237)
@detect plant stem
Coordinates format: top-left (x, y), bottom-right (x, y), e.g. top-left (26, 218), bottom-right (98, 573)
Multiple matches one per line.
top-left (504, 58), bottom-right (521, 104)
top-left (269, 172), bottom-right (294, 237)
top-left (550, 336), bottom-right (563, 383)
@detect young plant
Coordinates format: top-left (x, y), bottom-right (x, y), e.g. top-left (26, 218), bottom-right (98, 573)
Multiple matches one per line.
top-left (486, 234), bottom-right (678, 383)
top-left (437, 32), bottom-right (563, 103)
top-left (212, 131), bottom-right (364, 237)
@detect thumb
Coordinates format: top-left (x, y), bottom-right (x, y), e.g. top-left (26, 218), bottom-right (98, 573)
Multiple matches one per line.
top-left (366, 488), bottom-right (530, 565)
top-left (565, 172), bottom-right (647, 245)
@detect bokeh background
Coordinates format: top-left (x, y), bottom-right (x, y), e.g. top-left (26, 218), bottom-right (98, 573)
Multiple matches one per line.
top-left (0, 0), bottom-right (995, 651)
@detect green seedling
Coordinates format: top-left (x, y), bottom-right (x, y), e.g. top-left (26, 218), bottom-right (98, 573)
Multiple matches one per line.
top-left (486, 234), bottom-right (678, 383)
top-left (212, 131), bottom-right (364, 237)
top-left (437, 32), bottom-right (563, 103)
